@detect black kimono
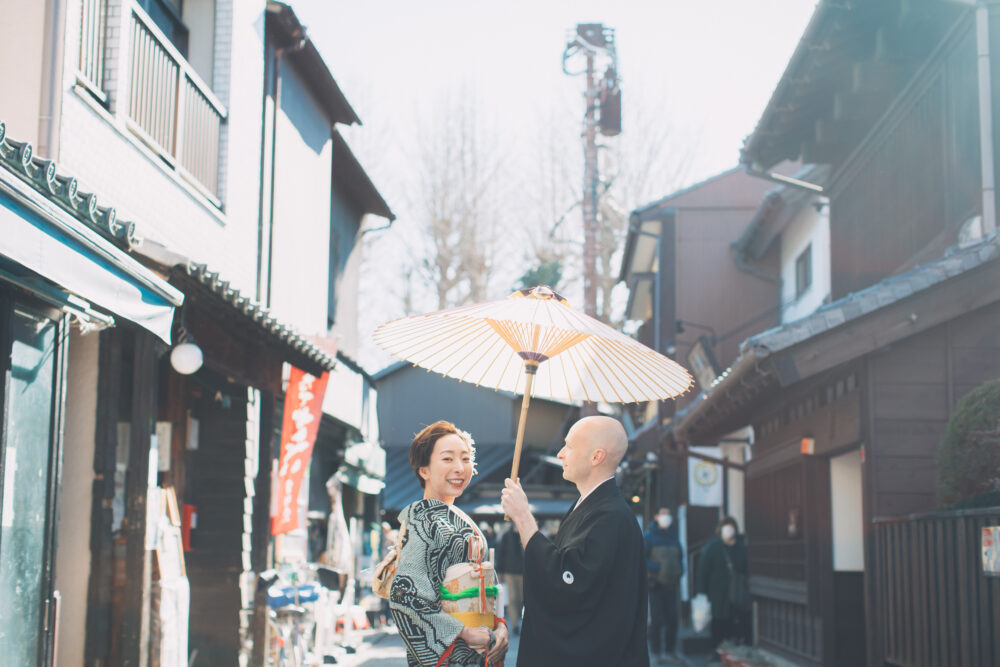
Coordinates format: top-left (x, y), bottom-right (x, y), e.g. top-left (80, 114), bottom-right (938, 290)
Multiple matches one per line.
top-left (517, 479), bottom-right (649, 667)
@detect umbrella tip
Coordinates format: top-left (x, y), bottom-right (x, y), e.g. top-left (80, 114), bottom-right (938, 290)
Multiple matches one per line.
top-left (512, 285), bottom-right (568, 305)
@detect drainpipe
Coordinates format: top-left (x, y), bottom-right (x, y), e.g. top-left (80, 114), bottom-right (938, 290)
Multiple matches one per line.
top-left (976, 2), bottom-right (997, 235)
top-left (38, 0), bottom-right (66, 159)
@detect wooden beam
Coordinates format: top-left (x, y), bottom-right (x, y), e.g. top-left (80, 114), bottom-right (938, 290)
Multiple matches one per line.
top-left (800, 139), bottom-right (848, 166)
top-left (832, 89), bottom-right (893, 123)
top-left (851, 60), bottom-right (908, 95)
top-left (84, 329), bottom-right (122, 666)
top-left (120, 332), bottom-right (157, 667)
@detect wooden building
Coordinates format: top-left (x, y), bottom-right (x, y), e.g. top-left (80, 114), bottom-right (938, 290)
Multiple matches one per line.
top-left (670, 2), bottom-right (1000, 665)
top-left (618, 167), bottom-right (789, 527)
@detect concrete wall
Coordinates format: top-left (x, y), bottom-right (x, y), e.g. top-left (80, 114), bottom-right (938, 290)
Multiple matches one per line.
top-left (830, 448), bottom-right (863, 571)
top-left (56, 0), bottom-right (264, 295)
top-left (54, 330), bottom-right (99, 667)
top-left (780, 196), bottom-right (830, 323)
top-left (0, 0), bottom-right (46, 144)
top-left (266, 57), bottom-right (332, 334)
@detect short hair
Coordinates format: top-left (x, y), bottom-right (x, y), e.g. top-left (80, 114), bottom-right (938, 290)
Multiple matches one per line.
top-left (409, 420), bottom-right (476, 488)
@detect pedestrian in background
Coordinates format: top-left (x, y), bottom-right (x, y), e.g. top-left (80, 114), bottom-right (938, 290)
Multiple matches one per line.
top-left (644, 507), bottom-right (684, 664)
top-left (496, 525), bottom-right (525, 635)
top-left (696, 516), bottom-right (750, 649)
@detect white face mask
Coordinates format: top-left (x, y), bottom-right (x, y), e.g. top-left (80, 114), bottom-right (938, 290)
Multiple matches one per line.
top-left (656, 514), bottom-right (672, 529)
top-left (721, 525), bottom-right (736, 541)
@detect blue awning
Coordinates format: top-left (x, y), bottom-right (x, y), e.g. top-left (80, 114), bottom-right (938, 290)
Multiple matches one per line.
top-left (0, 174), bottom-right (182, 342)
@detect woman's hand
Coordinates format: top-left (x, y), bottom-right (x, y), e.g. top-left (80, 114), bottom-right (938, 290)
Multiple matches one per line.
top-left (459, 625), bottom-right (491, 651)
top-left (489, 621), bottom-right (510, 664)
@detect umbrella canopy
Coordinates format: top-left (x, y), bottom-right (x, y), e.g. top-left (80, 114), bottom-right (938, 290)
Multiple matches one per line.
top-left (374, 285), bottom-right (693, 484)
top-left (373, 286), bottom-right (692, 404)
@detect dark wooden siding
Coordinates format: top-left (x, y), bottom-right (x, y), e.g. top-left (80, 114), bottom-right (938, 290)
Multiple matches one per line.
top-left (748, 463), bottom-right (807, 581)
top-left (186, 373), bottom-right (249, 666)
top-left (869, 300), bottom-right (1000, 517)
top-left (830, 18), bottom-right (980, 300)
top-left (873, 509), bottom-right (1000, 667)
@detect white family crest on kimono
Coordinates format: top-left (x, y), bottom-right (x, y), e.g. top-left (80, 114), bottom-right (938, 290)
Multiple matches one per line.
top-left (389, 499), bottom-right (498, 666)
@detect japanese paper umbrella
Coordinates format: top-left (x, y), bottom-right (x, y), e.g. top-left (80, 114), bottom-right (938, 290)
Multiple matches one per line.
top-left (373, 285), bottom-right (693, 481)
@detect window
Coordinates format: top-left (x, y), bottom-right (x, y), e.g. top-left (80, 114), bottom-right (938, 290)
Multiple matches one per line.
top-left (795, 244), bottom-right (812, 298)
top-left (137, 0), bottom-right (189, 56)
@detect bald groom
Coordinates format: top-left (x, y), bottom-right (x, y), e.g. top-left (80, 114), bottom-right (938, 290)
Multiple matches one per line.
top-left (501, 416), bottom-right (649, 666)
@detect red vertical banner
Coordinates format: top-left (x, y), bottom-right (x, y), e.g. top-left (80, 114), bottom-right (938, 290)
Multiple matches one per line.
top-left (272, 367), bottom-right (330, 535)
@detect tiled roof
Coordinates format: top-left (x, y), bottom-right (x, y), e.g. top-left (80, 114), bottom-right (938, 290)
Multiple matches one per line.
top-left (749, 236), bottom-right (998, 355)
top-left (180, 262), bottom-right (337, 372)
top-left (0, 120), bottom-right (140, 249)
top-left (674, 234), bottom-right (1000, 437)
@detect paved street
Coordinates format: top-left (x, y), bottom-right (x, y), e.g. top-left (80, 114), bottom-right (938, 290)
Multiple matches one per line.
top-left (336, 626), bottom-right (522, 666)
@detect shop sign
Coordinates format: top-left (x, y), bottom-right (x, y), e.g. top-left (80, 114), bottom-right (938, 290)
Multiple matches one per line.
top-left (272, 367), bottom-right (329, 535)
top-left (984, 526), bottom-right (1000, 577)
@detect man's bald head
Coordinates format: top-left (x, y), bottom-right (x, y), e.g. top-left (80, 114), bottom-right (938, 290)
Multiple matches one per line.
top-left (570, 416), bottom-right (628, 473)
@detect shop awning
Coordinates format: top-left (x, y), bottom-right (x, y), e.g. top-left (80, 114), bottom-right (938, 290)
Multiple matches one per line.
top-left (0, 170), bottom-right (182, 342)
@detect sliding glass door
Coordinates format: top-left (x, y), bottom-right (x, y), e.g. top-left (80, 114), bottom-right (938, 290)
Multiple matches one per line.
top-left (0, 291), bottom-right (66, 665)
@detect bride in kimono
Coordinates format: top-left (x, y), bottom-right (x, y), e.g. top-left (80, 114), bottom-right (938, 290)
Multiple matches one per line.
top-left (389, 421), bottom-right (510, 666)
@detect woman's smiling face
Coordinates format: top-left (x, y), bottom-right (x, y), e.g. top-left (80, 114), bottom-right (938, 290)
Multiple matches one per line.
top-left (420, 433), bottom-right (475, 503)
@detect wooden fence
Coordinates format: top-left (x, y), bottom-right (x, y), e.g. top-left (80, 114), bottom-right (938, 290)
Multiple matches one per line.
top-left (873, 507), bottom-right (1000, 667)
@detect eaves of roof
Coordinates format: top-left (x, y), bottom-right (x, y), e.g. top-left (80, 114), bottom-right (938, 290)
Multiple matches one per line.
top-left (0, 121), bottom-right (140, 250)
top-left (741, 1), bottom-right (968, 171)
top-left (631, 167), bottom-right (741, 219)
top-left (673, 235), bottom-right (1000, 443)
top-left (734, 164), bottom-right (830, 261)
top-left (171, 262), bottom-right (337, 374)
top-left (332, 131), bottom-right (395, 221)
top-left (265, 1), bottom-right (361, 127)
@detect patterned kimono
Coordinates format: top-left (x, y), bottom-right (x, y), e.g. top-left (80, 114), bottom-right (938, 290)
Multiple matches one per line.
top-left (389, 499), bottom-right (493, 666)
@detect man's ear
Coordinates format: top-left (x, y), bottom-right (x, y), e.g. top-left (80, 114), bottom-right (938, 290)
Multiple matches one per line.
top-left (592, 448), bottom-right (607, 466)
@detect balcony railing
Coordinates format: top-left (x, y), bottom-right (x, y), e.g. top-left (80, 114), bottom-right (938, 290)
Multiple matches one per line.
top-left (127, 5), bottom-right (225, 201)
top-left (78, 0), bottom-right (107, 98)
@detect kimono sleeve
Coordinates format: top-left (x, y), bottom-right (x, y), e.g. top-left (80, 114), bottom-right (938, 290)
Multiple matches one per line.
top-left (388, 517), bottom-right (466, 666)
top-left (523, 511), bottom-right (619, 613)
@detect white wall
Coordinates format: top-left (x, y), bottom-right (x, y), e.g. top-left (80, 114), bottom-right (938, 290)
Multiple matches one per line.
top-left (721, 426), bottom-right (750, 531)
top-left (830, 448), bottom-right (864, 572)
top-left (56, 0), bottom-right (265, 295)
top-left (0, 0), bottom-right (46, 145)
top-left (266, 59), bottom-right (332, 334)
top-left (55, 330), bottom-right (99, 667)
top-left (780, 196), bottom-right (830, 323)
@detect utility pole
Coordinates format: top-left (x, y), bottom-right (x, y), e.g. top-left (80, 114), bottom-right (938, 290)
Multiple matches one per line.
top-left (563, 24), bottom-right (621, 320)
top-left (582, 52), bottom-right (599, 317)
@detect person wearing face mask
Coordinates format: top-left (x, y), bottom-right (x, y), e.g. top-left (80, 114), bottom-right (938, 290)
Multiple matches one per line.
top-left (696, 516), bottom-right (750, 650)
top-left (644, 508), bottom-right (684, 665)
top-left (389, 421), bottom-right (510, 666)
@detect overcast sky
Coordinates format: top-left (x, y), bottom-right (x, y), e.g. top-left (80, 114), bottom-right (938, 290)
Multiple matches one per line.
top-left (289, 0), bottom-right (818, 369)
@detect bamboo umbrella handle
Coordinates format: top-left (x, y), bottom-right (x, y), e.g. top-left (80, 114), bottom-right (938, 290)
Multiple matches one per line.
top-left (505, 365), bottom-right (535, 520)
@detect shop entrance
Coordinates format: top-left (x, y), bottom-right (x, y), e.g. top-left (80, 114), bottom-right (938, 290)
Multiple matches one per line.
top-left (0, 291), bottom-right (65, 666)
